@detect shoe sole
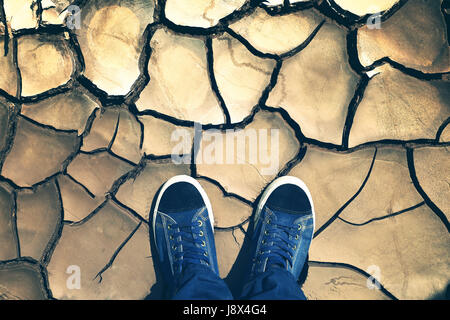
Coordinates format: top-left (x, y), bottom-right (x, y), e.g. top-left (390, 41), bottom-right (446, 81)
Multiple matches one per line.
top-left (255, 176), bottom-right (316, 232)
top-left (152, 175), bottom-right (215, 251)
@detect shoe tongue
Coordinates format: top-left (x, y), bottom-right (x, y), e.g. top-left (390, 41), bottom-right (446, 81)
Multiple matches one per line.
top-left (171, 207), bottom-right (203, 227)
top-left (267, 207), bottom-right (302, 223)
top-left (263, 222), bottom-right (291, 270)
top-left (267, 258), bottom-right (288, 270)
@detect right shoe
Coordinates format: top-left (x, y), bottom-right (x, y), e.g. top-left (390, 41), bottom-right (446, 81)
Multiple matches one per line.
top-left (247, 176), bottom-right (315, 280)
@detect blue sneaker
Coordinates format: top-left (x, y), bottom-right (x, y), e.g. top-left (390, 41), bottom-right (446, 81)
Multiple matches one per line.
top-left (151, 175), bottom-right (219, 291)
top-left (248, 176), bottom-right (315, 280)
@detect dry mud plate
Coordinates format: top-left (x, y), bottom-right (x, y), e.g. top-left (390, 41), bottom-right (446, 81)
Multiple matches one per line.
top-left (0, 0), bottom-right (449, 300)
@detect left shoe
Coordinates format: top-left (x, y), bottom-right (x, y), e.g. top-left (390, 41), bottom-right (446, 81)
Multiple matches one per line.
top-left (151, 175), bottom-right (219, 290)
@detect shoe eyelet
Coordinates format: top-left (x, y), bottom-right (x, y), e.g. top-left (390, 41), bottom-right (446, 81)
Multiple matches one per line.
top-left (267, 219), bottom-right (271, 224)
top-left (201, 240), bottom-right (206, 247)
top-left (199, 231), bottom-right (204, 236)
top-left (297, 224), bottom-right (302, 230)
top-left (295, 235), bottom-right (299, 240)
top-left (261, 240), bottom-right (266, 244)
top-left (169, 235), bottom-right (174, 240)
top-left (264, 230), bottom-right (269, 235)
top-left (172, 245), bottom-right (177, 250)
top-left (203, 252), bottom-right (208, 257)
top-left (198, 220), bottom-right (203, 227)
top-left (167, 225), bottom-right (172, 230)
top-left (292, 245), bottom-right (297, 250)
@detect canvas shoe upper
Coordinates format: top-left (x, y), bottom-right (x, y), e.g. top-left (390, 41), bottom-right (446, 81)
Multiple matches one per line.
top-left (248, 176), bottom-right (315, 280)
top-left (152, 175), bottom-right (219, 290)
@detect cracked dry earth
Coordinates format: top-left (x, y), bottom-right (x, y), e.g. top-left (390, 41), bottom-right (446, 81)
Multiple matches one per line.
top-left (0, 0), bottom-right (449, 300)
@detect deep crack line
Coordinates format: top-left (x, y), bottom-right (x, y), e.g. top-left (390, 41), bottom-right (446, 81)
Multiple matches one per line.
top-left (11, 190), bottom-right (21, 258)
top-left (231, 228), bottom-right (240, 246)
top-left (0, 88), bottom-right (19, 104)
top-left (40, 178), bottom-right (65, 267)
top-left (12, 23), bottom-right (76, 39)
top-left (0, 0), bottom-right (9, 56)
top-left (80, 106), bottom-right (98, 138)
top-left (133, 97), bottom-right (264, 132)
top-left (19, 80), bottom-right (75, 104)
top-left (313, 147), bottom-right (378, 238)
top-left (238, 224), bottom-right (247, 235)
top-left (277, 144), bottom-right (308, 178)
top-left (36, 0), bottom-right (43, 27)
top-left (0, 100), bottom-right (20, 174)
top-left (79, 109), bottom-right (119, 153)
top-left (346, 28), bottom-right (370, 75)
top-left (63, 157), bottom-right (146, 226)
top-left (65, 172), bottom-right (95, 199)
top-left (375, 57), bottom-right (449, 81)
top-left (338, 201), bottom-right (425, 227)
top-left (66, 28), bottom-right (85, 77)
top-left (125, 22), bottom-right (160, 106)
top-left (225, 27), bottom-right (278, 60)
top-left (278, 19), bottom-right (326, 60)
top-left (258, 59), bottom-right (282, 107)
top-left (12, 37), bottom-right (21, 100)
top-left (260, 0), bottom-right (314, 16)
top-left (111, 195), bottom-right (149, 225)
top-left (77, 75), bottom-right (126, 106)
top-left (435, 117), bottom-right (450, 142)
top-left (196, 175), bottom-right (253, 206)
top-left (19, 112), bottom-right (78, 135)
top-left (346, 28), bottom-right (449, 81)
top-left (304, 135), bottom-right (449, 154)
top-left (106, 155), bottom-right (146, 196)
top-left (107, 111), bottom-right (120, 151)
top-left (314, 0), bottom-right (359, 29)
top-left (190, 125), bottom-right (201, 177)
top-left (64, 198), bottom-right (108, 226)
top-left (94, 221), bottom-right (142, 283)
top-left (205, 36), bottom-right (231, 125)
top-left (341, 74), bottom-right (371, 149)
top-left (105, 148), bottom-right (141, 168)
top-left (1, 171), bottom-right (63, 192)
top-left (314, 0), bottom-right (409, 30)
top-left (158, 0), bottom-right (259, 36)
top-left (406, 147), bottom-right (450, 232)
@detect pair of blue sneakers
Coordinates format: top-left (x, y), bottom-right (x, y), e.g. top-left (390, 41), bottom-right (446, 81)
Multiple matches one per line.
top-left (151, 175), bottom-right (315, 296)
